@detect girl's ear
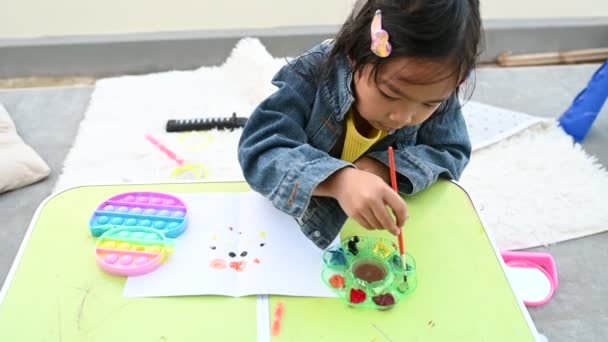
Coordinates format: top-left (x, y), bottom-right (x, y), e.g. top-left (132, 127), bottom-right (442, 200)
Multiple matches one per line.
top-left (346, 54), bottom-right (354, 66)
top-left (347, 55), bottom-right (360, 79)
top-left (459, 70), bottom-right (472, 86)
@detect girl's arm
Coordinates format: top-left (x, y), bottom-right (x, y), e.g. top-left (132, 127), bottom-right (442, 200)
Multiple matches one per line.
top-left (365, 97), bottom-right (472, 194)
top-left (238, 63), bottom-right (353, 219)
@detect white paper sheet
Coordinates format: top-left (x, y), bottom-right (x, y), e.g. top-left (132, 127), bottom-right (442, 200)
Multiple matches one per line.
top-left (123, 192), bottom-right (337, 298)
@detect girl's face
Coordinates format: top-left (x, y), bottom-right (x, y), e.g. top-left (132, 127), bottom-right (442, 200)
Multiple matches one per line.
top-left (352, 57), bottom-right (458, 131)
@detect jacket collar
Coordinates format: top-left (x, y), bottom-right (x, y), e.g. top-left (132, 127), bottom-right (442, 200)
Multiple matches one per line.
top-left (320, 50), bottom-right (355, 122)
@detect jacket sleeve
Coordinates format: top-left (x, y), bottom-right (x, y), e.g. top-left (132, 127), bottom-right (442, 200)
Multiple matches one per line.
top-left (366, 97), bottom-right (472, 194)
top-left (238, 62), bottom-right (352, 219)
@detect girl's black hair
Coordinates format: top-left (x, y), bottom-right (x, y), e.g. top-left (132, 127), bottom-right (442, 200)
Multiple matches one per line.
top-left (330, 0), bottom-right (481, 82)
top-left (296, 0), bottom-right (483, 111)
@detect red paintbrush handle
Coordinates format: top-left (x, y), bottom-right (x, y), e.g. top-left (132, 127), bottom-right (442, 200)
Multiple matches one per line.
top-left (388, 147), bottom-right (405, 256)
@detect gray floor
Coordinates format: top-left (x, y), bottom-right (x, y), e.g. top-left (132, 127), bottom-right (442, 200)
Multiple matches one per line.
top-left (471, 64), bottom-right (608, 341)
top-left (0, 64), bottom-right (606, 341)
top-left (0, 86), bottom-right (93, 288)
top-left (473, 64), bottom-right (608, 164)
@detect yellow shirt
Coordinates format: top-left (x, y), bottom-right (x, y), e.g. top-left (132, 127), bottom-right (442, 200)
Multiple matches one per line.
top-left (340, 110), bottom-right (388, 163)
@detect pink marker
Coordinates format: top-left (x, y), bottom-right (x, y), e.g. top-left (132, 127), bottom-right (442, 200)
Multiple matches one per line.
top-left (271, 301), bottom-right (284, 337)
top-left (144, 134), bottom-right (184, 166)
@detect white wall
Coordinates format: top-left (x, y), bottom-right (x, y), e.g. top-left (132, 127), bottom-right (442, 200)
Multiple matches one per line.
top-left (1, 0), bottom-right (607, 39)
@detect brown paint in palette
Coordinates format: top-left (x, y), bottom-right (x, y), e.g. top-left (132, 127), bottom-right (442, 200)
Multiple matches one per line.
top-left (352, 259), bottom-right (387, 283)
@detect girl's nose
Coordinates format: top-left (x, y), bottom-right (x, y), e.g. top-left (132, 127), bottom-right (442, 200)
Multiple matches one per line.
top-left (388, 110), bottom-right (413, 127)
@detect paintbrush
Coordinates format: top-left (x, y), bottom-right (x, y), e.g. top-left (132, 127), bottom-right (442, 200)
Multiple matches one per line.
top-left (388, 146), bottom-right (407, 277)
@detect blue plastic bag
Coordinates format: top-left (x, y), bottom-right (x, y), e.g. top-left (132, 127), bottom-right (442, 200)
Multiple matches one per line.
top-left (558, 60), bottom-right (608, 142)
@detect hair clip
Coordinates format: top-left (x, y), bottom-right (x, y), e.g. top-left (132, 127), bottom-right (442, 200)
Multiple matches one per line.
top-left (370, 9), bottom-right (392, 58)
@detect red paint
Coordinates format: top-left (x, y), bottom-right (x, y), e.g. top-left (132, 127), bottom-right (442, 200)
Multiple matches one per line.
top-left (350, 288), bottom-right (366, 304)
top-left (209, 258), bottom-right (227, 269)
top-left (372, 293), bottom-right (395, 306)
top-left (329, 274), bottom-right (345, 288)
top-left (229, 260), bottom-right (247, 272)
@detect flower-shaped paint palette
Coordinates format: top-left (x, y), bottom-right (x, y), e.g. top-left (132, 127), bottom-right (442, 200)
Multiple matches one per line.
top-left (322, 236), bottom-right (417, 309)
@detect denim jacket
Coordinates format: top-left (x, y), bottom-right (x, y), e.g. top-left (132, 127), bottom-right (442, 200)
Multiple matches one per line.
top-left (238, 41), bottom-right (471, 249)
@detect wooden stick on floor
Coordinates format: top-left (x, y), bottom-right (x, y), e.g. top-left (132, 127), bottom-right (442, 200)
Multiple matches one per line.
top-left (497, 48), bottom-right (608, 67)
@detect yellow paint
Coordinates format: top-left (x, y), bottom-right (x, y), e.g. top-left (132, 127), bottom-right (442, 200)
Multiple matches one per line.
top-left (170, 163), bottom-right (208, 180)
top-left (178, 131), bottom-right (214, 150)
top-left (372, 240), bottom-right (393, 258)
top-left (259, 231), bottom-right (266, 238)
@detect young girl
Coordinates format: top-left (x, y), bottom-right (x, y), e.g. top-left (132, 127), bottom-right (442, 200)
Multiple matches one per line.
top-left (238, 0), bottom-right (482, 249)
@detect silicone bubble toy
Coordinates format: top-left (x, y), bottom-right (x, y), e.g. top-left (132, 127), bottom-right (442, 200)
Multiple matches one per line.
top-left (322, 236), bottom-right (417, 309)
top-left (89, 192), bottom-right (188, 238)
top-left (96, 226), bottom-right (174, 276)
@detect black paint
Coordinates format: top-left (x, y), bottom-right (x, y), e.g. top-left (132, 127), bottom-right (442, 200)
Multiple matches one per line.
top-left (347, 236), bottom-right (360, 256)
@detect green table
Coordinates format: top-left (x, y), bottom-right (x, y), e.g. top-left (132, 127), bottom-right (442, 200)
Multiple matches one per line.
top-left (0, 180), bottom-right (538, 341)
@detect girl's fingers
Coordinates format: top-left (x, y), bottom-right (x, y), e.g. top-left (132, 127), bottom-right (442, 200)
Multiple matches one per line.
top-left (384, 190), bottom-right (408, 228)
top-left (353, 214), bottom-right (375, 231)
top-left (361, 208), bottom-right (384, 231)
top-left (370, 200), bottom-right (400, 235)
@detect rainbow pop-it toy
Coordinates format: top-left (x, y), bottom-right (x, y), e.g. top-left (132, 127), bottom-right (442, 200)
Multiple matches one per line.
top-left (96, 226), bottom-right (174, 276)
top-left (89, 192), bottom-right (188, 238)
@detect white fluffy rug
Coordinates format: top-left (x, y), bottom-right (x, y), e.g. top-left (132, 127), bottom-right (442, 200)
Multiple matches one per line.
top-left (55, 38), bottom-right (608, 250)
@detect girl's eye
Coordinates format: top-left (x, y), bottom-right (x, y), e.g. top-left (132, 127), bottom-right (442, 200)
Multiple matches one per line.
top-left (424, 101), bottom-right (444, 109)
top-left (379, 89), bottom-right (399, 101)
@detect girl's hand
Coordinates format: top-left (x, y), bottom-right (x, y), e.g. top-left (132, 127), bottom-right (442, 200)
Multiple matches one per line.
top-left (317, 167), bottom-right (407, 235)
